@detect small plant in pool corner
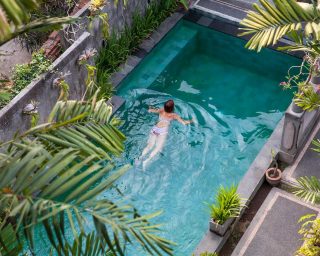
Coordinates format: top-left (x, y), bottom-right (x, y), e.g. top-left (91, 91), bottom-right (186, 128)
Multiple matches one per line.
top-left (208, 184), bottom-right (244, 236)
top-left (265, 149), bottom-right (282, 186)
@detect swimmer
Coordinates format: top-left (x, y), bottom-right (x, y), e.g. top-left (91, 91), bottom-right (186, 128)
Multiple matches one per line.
top-left (138, 99), bottom-right (193, 169)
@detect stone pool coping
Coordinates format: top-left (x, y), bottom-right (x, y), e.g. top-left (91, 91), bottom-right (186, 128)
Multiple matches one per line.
top-left (109, 8), bottom-right (302, 255)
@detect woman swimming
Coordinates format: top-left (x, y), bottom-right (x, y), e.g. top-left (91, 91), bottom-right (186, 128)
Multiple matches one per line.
top-left (138, 99), bottom-right (193, 168)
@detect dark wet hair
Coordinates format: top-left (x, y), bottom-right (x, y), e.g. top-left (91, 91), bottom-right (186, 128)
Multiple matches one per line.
top-left (164, 100), bottom-right (174, 113)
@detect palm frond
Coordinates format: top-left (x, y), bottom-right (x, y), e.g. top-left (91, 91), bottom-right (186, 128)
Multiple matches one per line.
top-left (0, 223), bottom-right (23, 256)
top-left (0, 96), bottom-right (175, 255)
top-left (0, 0), bottom-right (75, 45)
top-left (291, 176), bottom-right (320, 204)
top-left (312, 139), bottom-right (320, 154)
top-left (240, 0), bottom-right (320, 51)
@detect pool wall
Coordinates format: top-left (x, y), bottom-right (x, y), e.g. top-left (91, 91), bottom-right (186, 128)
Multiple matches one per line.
top-left (0, 0), bottom-right (164, 143)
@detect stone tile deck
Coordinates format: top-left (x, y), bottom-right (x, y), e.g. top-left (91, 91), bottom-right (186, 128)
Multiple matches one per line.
top-left (192, 0), bottom-right (253, 24)
top-left (231, 188), bottom-right (320, 256)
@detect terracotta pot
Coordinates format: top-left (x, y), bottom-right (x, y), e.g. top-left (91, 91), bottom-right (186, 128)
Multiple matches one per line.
top-left (265, 168), bottom-right (282, 186)
top-left (209, 217), bottom-right (234, 236)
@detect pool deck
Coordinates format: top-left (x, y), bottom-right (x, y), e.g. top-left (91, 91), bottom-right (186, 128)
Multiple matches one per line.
top-left (231, 188), bottom-right (320, 256)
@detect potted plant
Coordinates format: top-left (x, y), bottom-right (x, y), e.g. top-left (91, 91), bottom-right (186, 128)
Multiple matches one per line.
top-left (208, 184), bottom-right (243, 236)
top-left (265, 149), bottom-right (282, 186)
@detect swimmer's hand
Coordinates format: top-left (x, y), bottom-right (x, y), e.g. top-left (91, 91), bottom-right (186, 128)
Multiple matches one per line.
top-left (148, 107), bottom-right (159, 113)
top-left (183, 119), bottom-right (193, 125)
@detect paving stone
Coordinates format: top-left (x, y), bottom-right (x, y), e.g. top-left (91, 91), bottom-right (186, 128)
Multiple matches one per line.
top-left (109, 95), bottom-right (125, 114)
top-left (291, 129), bottom-right (320, 179)
top-left (139, 38), bottom-right (155, 52)
top-left (126, 55), bottom-right (141, 68)
top-left (231, 188), bottom-right (320, 256)
top-left (110, 72), bottom-right (126, 88)
top-left (197, 16), bottom-right (213, 27)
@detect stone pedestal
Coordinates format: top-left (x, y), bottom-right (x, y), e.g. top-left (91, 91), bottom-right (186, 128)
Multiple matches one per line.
top-left (279, 101), bottom-right (320, 164)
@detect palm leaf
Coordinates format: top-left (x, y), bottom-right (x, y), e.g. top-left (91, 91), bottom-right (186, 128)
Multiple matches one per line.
top-left (240, 0), bottom-right (320, 51)
top-left (291, 176), bottom-right (320, 204)
top-left (0, 96), bottom-right (175, 255)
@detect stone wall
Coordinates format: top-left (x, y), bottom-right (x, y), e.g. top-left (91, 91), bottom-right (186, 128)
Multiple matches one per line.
top-left (0, 0), bottom-right (150, 143)
top-left (279, 102), bottom-right (320, 164)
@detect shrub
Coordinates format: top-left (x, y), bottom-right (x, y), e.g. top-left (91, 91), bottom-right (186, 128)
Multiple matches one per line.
top-left (12, 50), bottom-right (51, 92)
top-left (209, 184), bottom-right (242, 225)
top-left (95, 0), bottom-right (178, 90)
top-left (296, 214), bottom-right (320, 256)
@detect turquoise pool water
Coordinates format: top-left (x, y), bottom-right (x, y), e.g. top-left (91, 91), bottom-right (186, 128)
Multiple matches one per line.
top-left (31, 20), bottom-right (299, 255)
top-left (111, 20), bottom-right (299, 255)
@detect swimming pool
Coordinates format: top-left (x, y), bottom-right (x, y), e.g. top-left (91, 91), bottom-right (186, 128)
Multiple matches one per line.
top-left (110, 20), bottom-right (299, 255)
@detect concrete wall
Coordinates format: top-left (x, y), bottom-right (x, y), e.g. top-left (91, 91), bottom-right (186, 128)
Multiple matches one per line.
top-left (279, 102), bottom-right (320, 164)
top-left (0, 0), bottom-right (150, 143)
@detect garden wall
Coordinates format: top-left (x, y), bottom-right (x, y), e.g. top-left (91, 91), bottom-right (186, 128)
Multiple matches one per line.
top-left (0, 0), bottom-right (150, 143)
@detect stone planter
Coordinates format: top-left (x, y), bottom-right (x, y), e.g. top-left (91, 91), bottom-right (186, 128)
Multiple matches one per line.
top-left (265, 167), bottom-right (282, 186)
top-left (311, 75), bottom-right (320, 85)
top-left (291, 101), bottom-right (304, 113)
top-left (209, 217), bottom-right (234, 236)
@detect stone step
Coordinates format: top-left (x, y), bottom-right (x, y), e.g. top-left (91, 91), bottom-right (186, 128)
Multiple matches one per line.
top-left (192, 0), bottom-right (251, 24)
top-left (137, 25), bottom-right (198, 86)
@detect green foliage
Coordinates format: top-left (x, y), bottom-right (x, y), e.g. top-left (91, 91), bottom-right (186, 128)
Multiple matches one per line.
top-left (0, 0), bottom-right (75, 46)
top-left (208, 184), bottom-right (243, 225)
top-left (0, 89), bottom-right (13, 109)
top-left (294, 83), bottom-right (320, 111)
top-left (18, 0), bottom-right (76, 52)
top-left (0, 92), bottom-right (175, 255)
top-left (192, 252), bottom-right (218, 256)
top-left (239, 0), bottom-right (320, 52)
top-left (291, 176), bottom-right (320, 205)
top-left (0, 50), bottom-right (52, 109)
top-left (95, 0), bottom-right (178, 90)
top-left (312, 139), bottom-right (320, 154)
top-left (0, 223), bottom-right (23, 255)
top-left (296, 214), bottom-right (320, 256)
top-left (12, 50), bottom-right (52, 92)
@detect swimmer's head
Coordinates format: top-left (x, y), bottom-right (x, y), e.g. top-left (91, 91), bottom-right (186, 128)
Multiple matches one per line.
top-left (164, 100), bottom-right (174, 113)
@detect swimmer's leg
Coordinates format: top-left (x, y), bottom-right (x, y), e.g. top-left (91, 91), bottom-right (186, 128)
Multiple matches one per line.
top-left (142, 133), bottom-right (167, 169)
top-left (139, 132), bottom-right (157, 161)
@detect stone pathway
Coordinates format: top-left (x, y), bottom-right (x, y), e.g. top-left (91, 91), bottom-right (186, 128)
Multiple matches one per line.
top-left (231, 188), bottom-right (320, 256)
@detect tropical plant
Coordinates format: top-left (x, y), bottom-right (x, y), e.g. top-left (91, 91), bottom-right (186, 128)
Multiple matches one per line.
top-left (291, 176), bottom-right (320, 204)
top-left (12, 50), bottom-right (52, 91)
top-left (0, 91), bottom-right (175, 255)
top-left (192, 252), bottom-right (218, 256)
top-left (240, 0), bottom-right (320, 52)
top-left (17, 0), bottom-right (77, 52)
top-left (240, 0), bottom-right (320, 111)
top-left (208, 184), bottom-right (243, 225)
top-left (296, 214), bottom-right (320, 256)
top-left (95, 0), bottom-right (178, 90)
top-left (0, 0), bottom-right (75, 46)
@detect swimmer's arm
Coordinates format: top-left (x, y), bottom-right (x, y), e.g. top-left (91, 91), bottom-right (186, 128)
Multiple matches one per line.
top-left (148, 107), bottom-right (161, 113)
top-left (174, 114), bottom-right (193, 125)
